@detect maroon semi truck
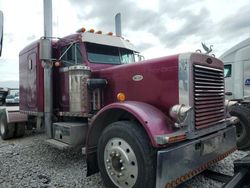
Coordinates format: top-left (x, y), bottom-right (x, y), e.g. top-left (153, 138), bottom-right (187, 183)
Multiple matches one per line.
top-left (0, 27), bottom-right (239, 187)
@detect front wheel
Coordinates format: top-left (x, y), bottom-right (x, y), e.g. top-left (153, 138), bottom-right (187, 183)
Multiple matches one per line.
top-left (97, 121), bottom-right (156, 188)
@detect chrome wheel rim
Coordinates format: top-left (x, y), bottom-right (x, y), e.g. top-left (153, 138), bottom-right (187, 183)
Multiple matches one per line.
top-left (104, 138), bottom-right (138, 188)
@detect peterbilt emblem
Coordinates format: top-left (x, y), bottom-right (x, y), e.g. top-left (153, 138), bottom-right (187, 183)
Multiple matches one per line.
top-left (132, 75), bottom-right (143, 81)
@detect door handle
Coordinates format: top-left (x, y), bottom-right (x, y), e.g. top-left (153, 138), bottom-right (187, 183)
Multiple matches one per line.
top-left (225, 92), bottom-right (232, 96)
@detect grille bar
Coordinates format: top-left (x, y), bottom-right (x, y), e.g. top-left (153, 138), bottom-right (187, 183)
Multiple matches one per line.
top-left (195, 106), bottom-right (224, 113)
top-left (195, 109), bottom-right (224, 117)
top-left (195, 77), bottom-right (224, 83)
top-left (193, 64), bottom-right (225, 129)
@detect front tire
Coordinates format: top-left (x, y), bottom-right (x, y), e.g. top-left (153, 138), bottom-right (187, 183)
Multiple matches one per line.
top-left (97, 121), bottom-right (156, 188)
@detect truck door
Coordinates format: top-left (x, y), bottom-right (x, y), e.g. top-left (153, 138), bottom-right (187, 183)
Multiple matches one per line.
top-left (58, 43), bottom-right (84, 112)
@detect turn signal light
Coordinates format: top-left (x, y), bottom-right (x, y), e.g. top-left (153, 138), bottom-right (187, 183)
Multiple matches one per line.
top-left (89, 29), bottom-right (95, 33)
top-left (117, 92), bottom-right (126, 102)
top-left (107, 32), bottom-right (113, 35)
top-left (54, 61), bottom-right (60, 67)
top-left (166, 134), bottom-right (186, 143)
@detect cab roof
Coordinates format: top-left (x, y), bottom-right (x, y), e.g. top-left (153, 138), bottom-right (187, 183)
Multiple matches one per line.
top-left (81, 32), bottom-right (138, 52)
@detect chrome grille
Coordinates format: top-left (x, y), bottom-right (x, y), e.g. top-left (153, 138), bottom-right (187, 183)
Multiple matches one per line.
top-left (193, 64), bottom-right (225, 129)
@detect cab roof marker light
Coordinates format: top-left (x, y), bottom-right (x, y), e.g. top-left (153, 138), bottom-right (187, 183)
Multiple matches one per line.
top-left (96, 30), bottom-right (102, 34)
top-left (107, 32), bottom-right (113, 36)
top-left (89, 29), bottom-right (95, 33)
top-left (76, 27), bottom-right (86, 33)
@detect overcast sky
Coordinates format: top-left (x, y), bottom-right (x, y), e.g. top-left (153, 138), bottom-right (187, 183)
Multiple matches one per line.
top-left (0, 0), bottom-right (250, 87)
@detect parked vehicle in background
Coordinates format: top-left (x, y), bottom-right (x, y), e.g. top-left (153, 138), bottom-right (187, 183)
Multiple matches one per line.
top-left (0, 88), bottom-right (8, 105)
top-left (220, 38), bottom-right (250, 150)
top-left (5, 95), bottom-right (16, 105)
top-left (14, 95), bottom-right (19, 104)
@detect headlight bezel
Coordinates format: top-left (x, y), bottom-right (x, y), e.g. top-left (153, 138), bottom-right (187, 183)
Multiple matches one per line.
top-left (169, 104), bottom-right (192, 128)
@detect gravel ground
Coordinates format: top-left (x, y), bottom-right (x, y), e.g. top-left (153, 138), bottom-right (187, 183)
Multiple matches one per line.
top-left (0, 132), bottom-right (249, 188)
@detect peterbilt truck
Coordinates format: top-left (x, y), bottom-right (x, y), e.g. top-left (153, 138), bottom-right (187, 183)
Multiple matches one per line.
top-left (0, 26), bottom-right (239, 187)
top-left (221, 38), bottom-right (250, 150)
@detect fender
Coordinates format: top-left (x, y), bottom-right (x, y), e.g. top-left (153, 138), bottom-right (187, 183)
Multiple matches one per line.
top-left (86, 101), bottom-right (174, 175)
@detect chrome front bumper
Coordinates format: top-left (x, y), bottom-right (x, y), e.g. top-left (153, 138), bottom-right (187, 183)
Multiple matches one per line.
top-left (156, 126), bottom-right (237, 188)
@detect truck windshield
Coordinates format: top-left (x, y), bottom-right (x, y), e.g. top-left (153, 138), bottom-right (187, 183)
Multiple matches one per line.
top-left (85, 42), bottom-right (135, 65)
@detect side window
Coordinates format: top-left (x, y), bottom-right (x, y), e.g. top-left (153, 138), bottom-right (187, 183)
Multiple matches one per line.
top-left (61, 43), bottom-right (83, 67)
top-left (224, 64), bottom-right (232, 78)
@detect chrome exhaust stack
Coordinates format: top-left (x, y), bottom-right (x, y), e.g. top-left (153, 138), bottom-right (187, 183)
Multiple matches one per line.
top-left (41, 0), bottom-right (53, 138)
top-left (115, 13), bottom-right (122, 37)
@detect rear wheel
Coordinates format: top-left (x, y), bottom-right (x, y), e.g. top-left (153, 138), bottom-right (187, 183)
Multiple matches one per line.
top-left (14, 122), bottom-right (25, 138)
top-left (0, 112), bottom-right (15, 140)
top-left (97, 121), bottom-right (156, 188)
top-left (230, 105), bottom-right (250, 150)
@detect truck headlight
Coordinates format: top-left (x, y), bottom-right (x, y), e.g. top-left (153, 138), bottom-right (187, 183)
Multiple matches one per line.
top-left (169, 104), bottom-right (191, 127)
top-left (224, 100), bottom-right (237, 114)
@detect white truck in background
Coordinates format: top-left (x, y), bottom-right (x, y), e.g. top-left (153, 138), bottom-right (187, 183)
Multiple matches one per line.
top-left (220, 38), bottom-right (250, 150)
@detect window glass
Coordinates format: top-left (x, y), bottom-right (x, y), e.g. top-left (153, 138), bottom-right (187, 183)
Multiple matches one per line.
top-left (120, 48), bottom-right (135, 64)
top-left (224, 64), bottom-right (232, 77)
top-left (85, 42), bottom-right (135, 65)
top-left (61, 43), bottom-right (83, 67)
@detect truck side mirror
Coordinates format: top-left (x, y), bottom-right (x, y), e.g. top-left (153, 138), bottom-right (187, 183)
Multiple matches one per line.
top-left (0, 11), bottom-right (3, 57)
top-left (139, 55), bottom-right (145, 61)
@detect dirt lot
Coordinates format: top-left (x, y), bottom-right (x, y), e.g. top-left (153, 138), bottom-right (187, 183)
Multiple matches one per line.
top-left (0, 132), bottom-right (105, 188)
top-left (0, 132), bottom-right (249, 188)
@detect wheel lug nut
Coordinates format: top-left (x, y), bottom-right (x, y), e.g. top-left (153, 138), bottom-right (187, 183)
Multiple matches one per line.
top-left (119, 159), bottom-right (123, 163)
top-left (119, 173), bottom-right (123, 176)
top-left (107, 166), bottom-right (111, 170)
top-left (121, 167), bottom-right (125, 171)
top-left (116, 153), bottom-right (120, 157)
top-left (111, 151), bottom-right (115, 156)
top-left (106, 159), bottom-right (110, 163)
top-left (110, 172), bottom-right (114, 176)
